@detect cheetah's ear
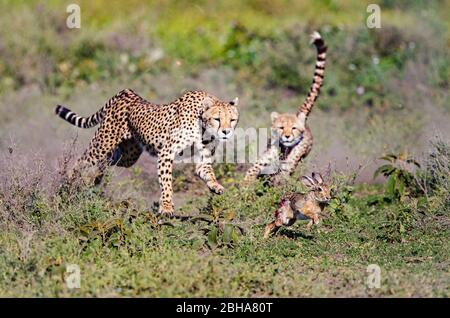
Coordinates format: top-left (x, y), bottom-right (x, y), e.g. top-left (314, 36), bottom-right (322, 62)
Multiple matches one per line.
top-left (203, 96), bottom-right (214, 109)
top-left (271, 112), bottom-right (279, 122)
top-left (297, 112), bottom-right (306, 122)
top-left (229, 97), bottom-right (239, 106)
top-left (301, 175), bottom-right (315, 188)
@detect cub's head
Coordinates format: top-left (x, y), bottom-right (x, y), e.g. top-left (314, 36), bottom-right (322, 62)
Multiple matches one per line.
top-left (202, 96), bottom-right (239, 141)
top-left (271, 111), bottom-right (307, 147)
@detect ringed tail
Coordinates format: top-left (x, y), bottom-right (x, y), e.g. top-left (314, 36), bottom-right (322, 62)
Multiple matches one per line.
top-left (55, 104), bottom-right (104, 128)
top-left (54, 88), bottom-right (137, 128)
top-left (297, 31), bottom-right (327, 117)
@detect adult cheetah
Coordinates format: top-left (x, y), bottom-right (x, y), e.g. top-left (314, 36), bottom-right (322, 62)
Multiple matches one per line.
top-left (55, 89), bottom-right (239, 215)
top-left (244, 31), bottom-right (327, 185)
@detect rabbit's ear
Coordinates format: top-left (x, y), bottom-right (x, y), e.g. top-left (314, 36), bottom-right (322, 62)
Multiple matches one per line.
top-left (301, 176), bottom-right (315, 188)
top-left (312, 172), bottom-right (324, 184)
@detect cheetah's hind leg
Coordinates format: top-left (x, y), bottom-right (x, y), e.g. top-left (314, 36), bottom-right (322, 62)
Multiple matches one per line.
top-left (72, 124), bottom-right (128, 186)
top-left (111, 139), bottom-right (143, 168)
top-left (94, 138), bottom-right (143, 185)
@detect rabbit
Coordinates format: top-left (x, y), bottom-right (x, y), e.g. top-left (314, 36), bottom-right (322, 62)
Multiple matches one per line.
top-left (264, 172), bottom-right (332, 238)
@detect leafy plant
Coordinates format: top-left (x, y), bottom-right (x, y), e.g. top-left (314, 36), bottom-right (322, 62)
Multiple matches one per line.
top-left (205, 221), bottom-right (244, 249)
top-left (418, 138), bottom-right (450, 213)
top-left (79, 217), bottom-right (131, 248)
top-left (195, 196), bottom-right (246, 249)
top-left (374, 152), bottom-right (421, 200)
top-left (328, 184), bottom-right (353, 216)
top-left (375, 203), bottom-right (413, 243)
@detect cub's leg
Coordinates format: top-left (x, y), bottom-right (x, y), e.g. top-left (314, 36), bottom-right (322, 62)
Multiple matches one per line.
top-left (244, 147), bottom-right (279, 183)
top-left (195, 140), bottom-right (223, 194)
top-left (271, 130), bottom-right (313, 185)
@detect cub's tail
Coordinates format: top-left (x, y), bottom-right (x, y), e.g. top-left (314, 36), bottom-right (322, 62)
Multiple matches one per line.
top-left (297, 31), bottom-right (327, 117)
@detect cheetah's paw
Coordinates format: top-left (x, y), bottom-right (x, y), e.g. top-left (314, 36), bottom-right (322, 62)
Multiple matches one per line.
top-left (208, 182), bottom-right (224, 195)
top-left (158, 201), bottom-right (174, 217)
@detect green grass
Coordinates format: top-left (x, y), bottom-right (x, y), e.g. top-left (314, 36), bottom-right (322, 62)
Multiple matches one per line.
top-left (0, 156), bottom-right (449, 297)
top-left (0, 188), bottom-right (448, 297)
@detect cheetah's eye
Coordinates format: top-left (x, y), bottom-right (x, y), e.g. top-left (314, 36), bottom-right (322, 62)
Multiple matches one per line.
top-left (230, 119), bottom-right (237, 122)
top-left (278, 127), bottom-right (284, 130)
top-left (214, 118), bottom-right (220, 122)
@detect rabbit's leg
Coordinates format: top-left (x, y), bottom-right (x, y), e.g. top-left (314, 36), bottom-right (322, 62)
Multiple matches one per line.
top-left (264, 219), bottom-right (283, 238)
top-left (313, 214), bottom-right (320, 225)
top-left (306, 215), bottom-right (320, 230)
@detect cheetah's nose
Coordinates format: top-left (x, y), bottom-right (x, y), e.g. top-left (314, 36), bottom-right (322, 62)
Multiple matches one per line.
top-left (222, 128), bottom-right (232, 136)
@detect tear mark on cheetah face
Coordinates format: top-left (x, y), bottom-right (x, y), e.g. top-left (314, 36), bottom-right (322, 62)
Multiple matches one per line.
top-left (270, 112), bottom-right (306, 147)
top-left (202, 97), bottom-right (239, 142)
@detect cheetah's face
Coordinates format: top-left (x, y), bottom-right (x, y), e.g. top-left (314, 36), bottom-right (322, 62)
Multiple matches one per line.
top-left (202, 97), bottom-right (239, 141)
top-left (271, 112), bottom-right (306, 147)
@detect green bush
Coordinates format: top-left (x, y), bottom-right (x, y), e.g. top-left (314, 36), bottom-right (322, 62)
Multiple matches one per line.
top-left (419, 138), bottom-right (450, 213)
top-left (374, 152), bottom-right (421, 201)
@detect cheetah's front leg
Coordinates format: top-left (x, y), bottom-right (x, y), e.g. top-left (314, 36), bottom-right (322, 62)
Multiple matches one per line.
top-left (157, 149), bottom-right (176, 216)
top-left (244, 147), bottom-right (279, 183)
top-left (195, 141), bottom-right (224, 194)
top-left (272, 131), bottom-right (313, 184)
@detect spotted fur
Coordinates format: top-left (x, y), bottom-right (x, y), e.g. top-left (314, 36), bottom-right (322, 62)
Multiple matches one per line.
top-left (244, 31), bottom-right (327, 184)
top-left (56, 89), bottom-right (239, 215)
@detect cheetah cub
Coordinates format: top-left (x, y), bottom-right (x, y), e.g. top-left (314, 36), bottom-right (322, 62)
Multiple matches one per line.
top-left (55, 89), bottom-right (239, 216)
top-left (244, 32), bottom-right (327, 185)
top-left (263, 172), bottom-right (331, 238)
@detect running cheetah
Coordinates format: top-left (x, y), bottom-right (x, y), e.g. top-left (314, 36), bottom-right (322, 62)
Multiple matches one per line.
top-left (244, 31), bottom-right (327, 185)
top-left (55, 89), bottom-right (239, 215)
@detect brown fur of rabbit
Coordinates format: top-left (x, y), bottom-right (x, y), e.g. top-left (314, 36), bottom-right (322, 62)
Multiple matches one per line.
top-left (264, 172), bottom-right (332, 238)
